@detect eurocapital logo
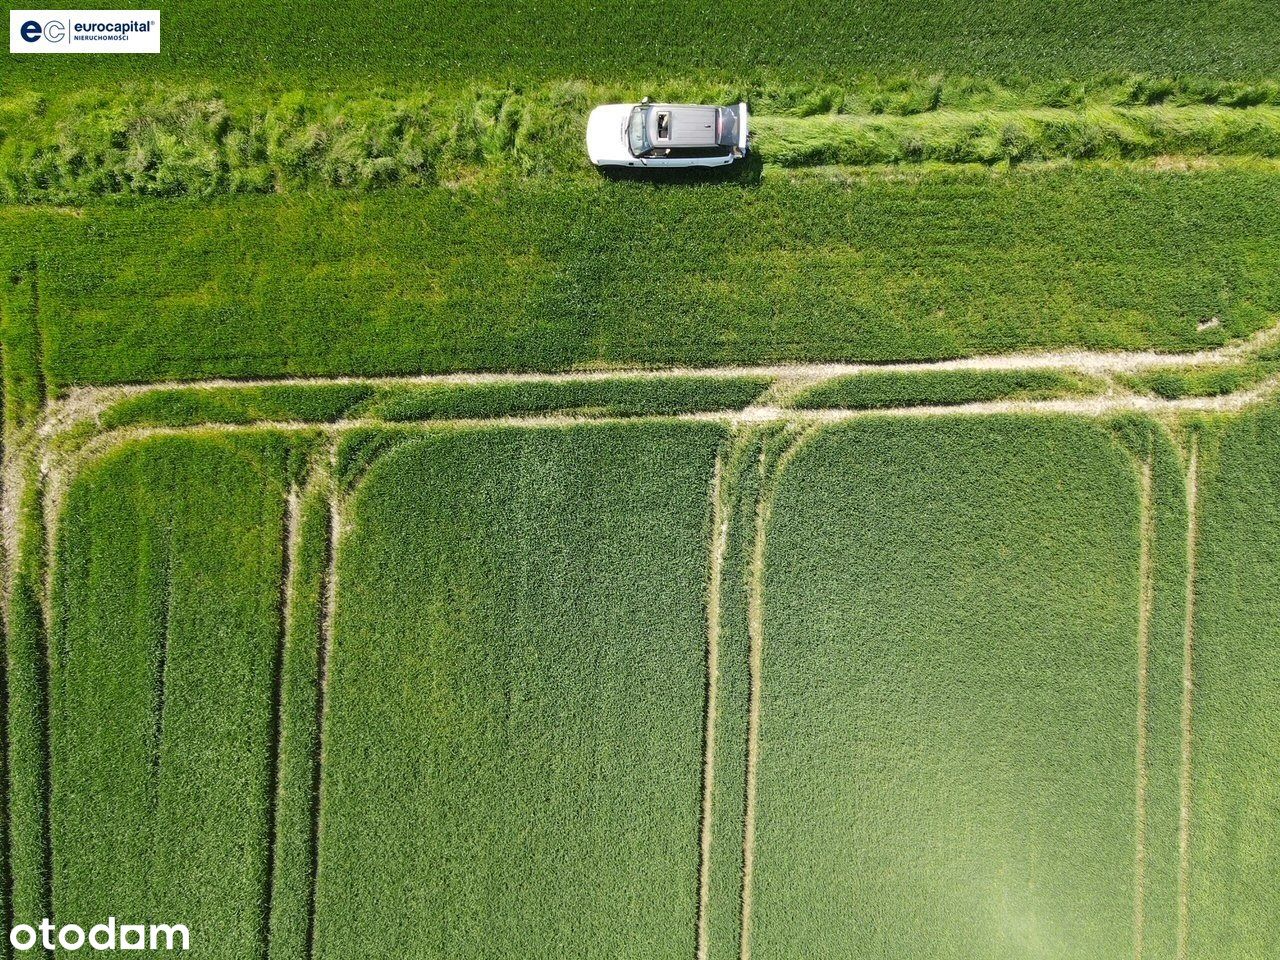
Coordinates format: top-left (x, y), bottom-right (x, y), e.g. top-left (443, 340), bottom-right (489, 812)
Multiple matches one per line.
top-left (9, 9), bottom-right (160, 53)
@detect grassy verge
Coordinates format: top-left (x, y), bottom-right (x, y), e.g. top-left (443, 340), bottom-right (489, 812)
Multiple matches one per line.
top-left (751, 417), bottom-right (1157, 957)
top-left (10, 83), bottom-right (1280, 202)
top-left (49, 433), bottom-right (288, 959)
top-left (792, 368), bottom-right (1102, 409)
top-left (314, 423), bottom-right (720, 958)
top-left (4, 166), bottom-right (1277, 387)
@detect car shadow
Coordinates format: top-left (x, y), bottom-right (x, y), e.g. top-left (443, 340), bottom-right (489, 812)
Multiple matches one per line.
top-left (597, 151), bottom-right (764, 187)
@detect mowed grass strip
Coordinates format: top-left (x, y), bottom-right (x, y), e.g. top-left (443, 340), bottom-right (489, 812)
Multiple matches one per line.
top-left (49, 432), bottom-right (290, 959)
top-left (1183, 406), bottom-right (1280, 957)
top-left (4, 166), bottom-right (1278, 387)
top-left (12, 85), bottom-right (1280, 202)
top-left (792, 368), bottom-right (1101, 410)
top-left (312, 423), bottom-right (721, 959)
top-left (749, 417), bottom-right (1167, 959)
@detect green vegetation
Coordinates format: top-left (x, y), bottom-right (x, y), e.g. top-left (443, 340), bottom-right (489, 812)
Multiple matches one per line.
top-left (49, 433), bottom-right (289, 958)
top-left (98, 384), bottom-right (377, 430)
top-left (756, 105), bottom-right (1280, 168)
top-left (6, 2), bottom-right (1280, 956)
top-left (4, 166), bottom-right (1276, 389)
top-left (11, 83), bottom-right (1280, 201)
top-left (267, 479), bottom-right (331, 960)
top-left (91, 376), bottom-right (770, 434)
top-left (1121, 360), bottom-right (1279, 399)
top-left (4, 1), bottom-right (1280, 91)
top-left (751, 417), bottom-right (1169, 958)
top-left (793, 368), bottom-right (1100, 409)
top-left (1187, 407), bottom-right (1280, 957)
top-left (314, 424), bottom-right (720, 958)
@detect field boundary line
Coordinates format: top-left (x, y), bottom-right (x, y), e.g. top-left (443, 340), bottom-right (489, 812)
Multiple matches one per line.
top-left (262, 483), bottom-right (300, 960)
top-left (696, 449), bottom-right (730, 960)
top-left (1134, 457), bottom-right (1155, 960)
top-left (36, 320), bottom-right (1280, 440)
top-left (1177, 437), bottom-right (1200, 960)
top-left (740, 426), bottom-right (817, 960)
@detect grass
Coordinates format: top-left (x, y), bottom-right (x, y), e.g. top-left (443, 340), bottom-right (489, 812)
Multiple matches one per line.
top-left (749, 417), bottom-right (1170, 958)
top-left (4, 166), bottom-right (1278, 388)
top-left (313, 423), bottom-right (721, 958)
top-left (48, 433), bottom-right (290, 957)
top-left (3, 1), bottom-right (1280, 91)
top-left (792, 368), bottom-right (1102, 409)
top-left (755, 105), bottom-right (1280, 168)
top-left (1186, 407), bottom-right (1280, 957)
top-left (90, 376), bottom-right (770, 433)
top-left (12, 85), bottom-right (1280, 202)
top-left (1121, 359), bottom-right (1280, 399)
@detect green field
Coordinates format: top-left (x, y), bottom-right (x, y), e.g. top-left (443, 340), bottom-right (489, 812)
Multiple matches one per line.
top-left (4, 3), bottom-right (1280, 959)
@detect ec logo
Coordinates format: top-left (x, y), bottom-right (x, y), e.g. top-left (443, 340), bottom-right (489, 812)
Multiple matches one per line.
top-left (19, 18), bottom-right (65, 42)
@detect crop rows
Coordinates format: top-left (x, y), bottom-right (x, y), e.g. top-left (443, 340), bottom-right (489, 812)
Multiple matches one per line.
top-left (0, 345), bottom-right (1277, 958)
top-left (7, 167), bottom-right (1280, 390)
top-left (3, 0), bottom-right (1278, 91)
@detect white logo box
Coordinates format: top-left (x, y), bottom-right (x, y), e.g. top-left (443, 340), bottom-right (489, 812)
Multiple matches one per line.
top-left (10, 9), bottom-right (159, 53)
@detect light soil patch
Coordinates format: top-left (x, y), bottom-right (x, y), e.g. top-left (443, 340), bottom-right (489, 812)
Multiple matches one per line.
top-left (1178, 438), bottom-right (1200, 960)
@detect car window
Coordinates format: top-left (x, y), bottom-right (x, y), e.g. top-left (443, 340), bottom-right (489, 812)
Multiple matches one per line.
top-left (642, 145), bottom-right (730, 159)
top-left (656, 112), bottom-right (671, 140)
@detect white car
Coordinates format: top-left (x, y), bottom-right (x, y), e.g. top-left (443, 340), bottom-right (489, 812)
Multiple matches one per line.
top-left (586, 100), bottom-right (749, 168)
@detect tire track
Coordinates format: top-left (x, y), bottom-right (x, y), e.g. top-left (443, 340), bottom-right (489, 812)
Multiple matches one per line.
top-left (261, 483), bottom-right (300, 960)
top-left (304, 477), bottom-right (340, 960)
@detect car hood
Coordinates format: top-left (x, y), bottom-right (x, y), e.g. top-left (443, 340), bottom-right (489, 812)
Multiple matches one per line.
top-left (586, 104), bottom-right (635, 164)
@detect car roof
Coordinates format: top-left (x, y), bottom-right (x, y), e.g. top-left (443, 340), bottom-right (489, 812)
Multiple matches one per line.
top-left (646, 104), bottom-right (720, 148)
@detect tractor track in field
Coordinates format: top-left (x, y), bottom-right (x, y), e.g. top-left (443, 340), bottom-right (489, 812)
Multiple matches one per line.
top-left (1, 332), bottom-right (1273, 960)
top-left (305, 460), bottom-right (342, 960)
top-left (262, 484), bottom-right (301, 960)
top-left (739, 425), bottom-right (816, 960)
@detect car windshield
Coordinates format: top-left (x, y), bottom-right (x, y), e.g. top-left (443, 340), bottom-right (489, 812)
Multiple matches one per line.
top-left (628, 107), bottom-right (649, 155)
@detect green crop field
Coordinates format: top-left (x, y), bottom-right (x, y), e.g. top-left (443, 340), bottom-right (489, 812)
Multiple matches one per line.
top-left (4, 3), bottom-right (1280, 959)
